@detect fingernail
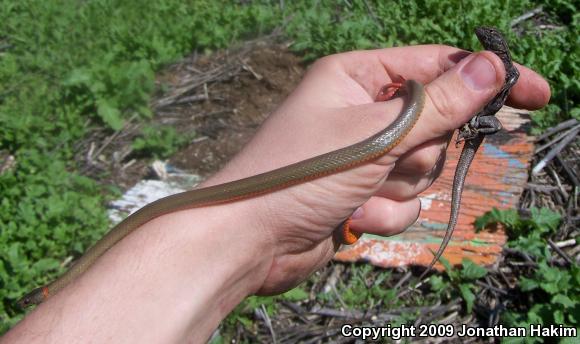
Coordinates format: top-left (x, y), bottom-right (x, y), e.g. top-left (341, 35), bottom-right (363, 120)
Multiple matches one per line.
top-left (461, 54), bottom-right (497, 91)
top-left (351, 207), bottom-right (364, 220)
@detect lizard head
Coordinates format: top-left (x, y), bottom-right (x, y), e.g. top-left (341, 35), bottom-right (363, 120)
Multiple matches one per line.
top-left (475, 26), bottom-right (510, 55)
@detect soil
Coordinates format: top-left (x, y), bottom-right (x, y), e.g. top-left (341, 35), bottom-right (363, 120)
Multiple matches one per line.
top-left (76, 37), bottom-right (308, 189)
top-left (168, 41), bottom-right (306, 178)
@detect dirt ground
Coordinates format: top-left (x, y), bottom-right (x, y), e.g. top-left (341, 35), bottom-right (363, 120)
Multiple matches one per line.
top-left (76, 37), bottom-right (307, 189)
top-left (168, 42), bottom-right (306, 177)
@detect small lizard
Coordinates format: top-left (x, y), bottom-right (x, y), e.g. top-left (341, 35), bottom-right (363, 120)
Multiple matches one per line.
top-left (420, 27), bottom-right (520, 279)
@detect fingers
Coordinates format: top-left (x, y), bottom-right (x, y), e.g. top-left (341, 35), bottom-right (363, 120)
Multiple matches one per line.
top-left (348, 197), bottom-right (421, 236)
top-left (394, 51), bottom-right (508, 151)
top-left (508, 63), bottom-right (551, 109)
top-left (333, 44), bottom-right (550, 110)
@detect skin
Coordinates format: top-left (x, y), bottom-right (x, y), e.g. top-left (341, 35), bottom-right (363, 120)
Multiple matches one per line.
top-left (420, 26), bottom-right (521, 277)
top-left (2, 44), bottom-right (549, 343)
top-left (16, 79), bottom-right (424, 308)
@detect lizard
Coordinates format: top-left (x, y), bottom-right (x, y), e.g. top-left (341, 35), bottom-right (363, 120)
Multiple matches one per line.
top-left (419, 26), bottom-right (520, 279)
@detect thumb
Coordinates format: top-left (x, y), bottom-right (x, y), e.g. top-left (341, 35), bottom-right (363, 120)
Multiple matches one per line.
top-left (401, 51), bottom-right (507, 150)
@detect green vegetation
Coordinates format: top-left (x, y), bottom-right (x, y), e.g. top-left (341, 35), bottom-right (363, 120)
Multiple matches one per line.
top-left (430, 258), bottom-right (488, 314)
top-left (0, 0), bottom-right (577, 336)
top-left (478, 208), bottom-right (578, 344)
top-left (0, 0), bottom-right (278, 332)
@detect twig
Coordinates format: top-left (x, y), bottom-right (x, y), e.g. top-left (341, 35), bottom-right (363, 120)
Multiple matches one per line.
top-left (533, 129), bottom-right (579, 177)
top-left (257, 304), bottom-right (277, 344)
top-left (170, 93), bottom-right (211, 105)
top-left (503, 248), bottom-right (539, 267)
top-left (240, 58), bottom-right (263, 80)
top-left (475, 280), bottom-right (508, 295)
top-left (535, 118), bottom-right (578, 142)
top-left (88, 113), bottom-right (138, 165)
top-left (280, 301), bottom-right (310, 323)
top-left (547, 165), bottom-right (569, 199)
top-left (510, 7), bottom-right (543, 27)
top-left (311, 307), bottom-right (365, 319)
top-left (554, 239), bottom-right (577, 248)
top-left (535, 122), bottom-right (580, 154)
top-left (393, 271), bottom-right (412, 290)
top-left (322, 264), bottom-right (344, 293)
top-left (556, 154), bottom-right (580, 188)
top-left (525, 183), bottom-right (559, 193)
top-left (548, 239), bottom-right (575, 265)
top-left (537, 24), bottom-right (565, 30)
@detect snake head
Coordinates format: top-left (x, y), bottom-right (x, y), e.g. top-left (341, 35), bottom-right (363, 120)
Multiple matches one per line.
top-left (15, 287), bottom-right (45, 309)
top-left (475, 26), bottom-right (510, 55)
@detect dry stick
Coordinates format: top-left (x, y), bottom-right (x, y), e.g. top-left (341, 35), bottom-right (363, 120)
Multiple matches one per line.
top-left (488, 274), bottom-right (509, 296)
top-left (416, 300), bottom-right (462, 326)
top-left (537, 24), bottom-right (565, 30)
top-left (510, 6), bottom-right (544, 27)
top-left (240, 58), bottom-right (263, 80)
top-left (532, 124), bottom-right (580, 175)
top-left (393, 271), bottom-right (413, 290)
top-left (280, 301), bottom-right (310, 324)
top-left (547, 165), bottom-right (569, 200)
top-left (258, 304), bottom-right (277, 344)
top-left (503, 248), bottom-right (539, 267)
top-left (154, 63), bottom-right (241, 108)
top-left (556, 154), bottom-right (580, 188)
top-left (548, 239), bottom-right (575, 265)
top-left (312, 307), bottom-right (364, 319)
top-left (86, 142), bottom-right (95, 164)
top-left (534, 123), bottom-right (580, 154)
top-left (86, 113), bottom-right (138, 168)
top-left (475, 280), bottom-right (508, 295)
top-left (525, 183), bottom-right (559, 193)
top-left (497, 268), bottom-right (514, 288)
top-left (535, 118), bottom-right (578, 142)
top-left (170, 93), bottom-right (210, 105)
top-left (555, 239), bottom-right (577, 248)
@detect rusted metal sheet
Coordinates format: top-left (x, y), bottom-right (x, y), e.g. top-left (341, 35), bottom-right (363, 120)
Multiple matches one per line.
top-left (335, 107), bottom-right (534, 270)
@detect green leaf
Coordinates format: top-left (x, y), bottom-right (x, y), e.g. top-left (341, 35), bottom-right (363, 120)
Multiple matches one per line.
top-left (554, 310), bottom-right (565, 324)
top-left (460, 259), bottom-right (487, 280)
top-left (552, 294), bottom-right (575, 308)
top-left (96, 100), bottom-right (124, 130)
top-left (429, 275), bottom-right (446, 292)
top-left (63, 68), bottom-right (91, 86)
top-left (32, 258), bottom-right (60, 272)
top-left (459, 283), bottom-right (475, 313)
top-left (519, 278), bottom-right (539, 292)
top-left (282, 287), bottom-right (308, 302)
top-left (529, 208), bottom-right (561, 233)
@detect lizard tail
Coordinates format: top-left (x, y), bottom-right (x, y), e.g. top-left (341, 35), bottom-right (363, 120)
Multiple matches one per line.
top-left (419, 136), bottom-right (483, 280)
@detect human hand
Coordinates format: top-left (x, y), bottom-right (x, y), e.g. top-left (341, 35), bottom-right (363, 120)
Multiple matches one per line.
top-left (201, 45), bottom-right (550, 295)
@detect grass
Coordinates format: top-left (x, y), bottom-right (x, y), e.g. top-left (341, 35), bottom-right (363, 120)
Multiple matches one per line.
top-left (0, 0), bottom-right (577, 336)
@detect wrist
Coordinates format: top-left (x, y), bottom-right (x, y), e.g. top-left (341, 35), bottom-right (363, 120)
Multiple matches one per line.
top-left (164, 200), bottom-right (273, 340)
top-left (8, 198), bottom-right (273, 344)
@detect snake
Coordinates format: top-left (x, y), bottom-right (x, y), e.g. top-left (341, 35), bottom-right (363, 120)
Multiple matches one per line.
top-left (17, 26), bottom-right (518, 307)
top-left (17, 79), bottom-right (425, 308)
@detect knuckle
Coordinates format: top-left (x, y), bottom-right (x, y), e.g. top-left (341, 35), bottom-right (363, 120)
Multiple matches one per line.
top-left (424, 82), bottom-right (459, 122)
top-left (311, 53), bottom-right (342, 71)
top-left (414, 145), bottom-right (446, 173)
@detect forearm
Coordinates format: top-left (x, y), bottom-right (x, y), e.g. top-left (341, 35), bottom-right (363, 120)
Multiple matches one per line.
top-left (4, 201), bottom-right (271, 343)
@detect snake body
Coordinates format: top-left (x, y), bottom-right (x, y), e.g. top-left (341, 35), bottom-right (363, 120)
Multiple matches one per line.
top-left (17, 80), bottom-right (425, 308)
